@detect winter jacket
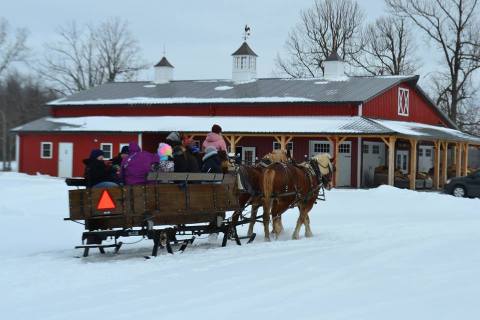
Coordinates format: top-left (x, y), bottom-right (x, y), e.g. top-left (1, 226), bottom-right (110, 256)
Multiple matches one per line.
top-left (172, 146), bottom-right (200, 173)
top-left (83, 158), bottom-right (116, 188)
top-left (201, 151), bottom-right (222, 173)
top-left (202, 132), bottom-right (227, 152)
top-left (121, 142), bottom-right (159, 185)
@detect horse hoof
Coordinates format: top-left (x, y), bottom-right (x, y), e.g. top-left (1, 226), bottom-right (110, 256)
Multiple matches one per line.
top-left (305, 232), bottom-right (313, 238)
top-left (264, 237), bottom-right (271, 242)
top-left (292, 234), bottom-right (300, 240)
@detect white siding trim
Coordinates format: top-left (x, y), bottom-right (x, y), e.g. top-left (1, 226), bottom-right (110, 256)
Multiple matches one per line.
top-left (15, 134), bottom-right (20, 172)
top-left (138, 133), bottom-right (143, 149)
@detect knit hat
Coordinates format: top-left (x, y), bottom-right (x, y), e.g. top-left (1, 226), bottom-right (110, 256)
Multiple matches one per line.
top-left (120, 145), bottom-right (129, 155)
top-left (166, 131), bottom-right (181, 143)
top-left (157, 143), bottom-right (173, 161)
top-left (89, 149), bottom-right (104, 159)
top-left (211, 124), bottom-right (222, 134)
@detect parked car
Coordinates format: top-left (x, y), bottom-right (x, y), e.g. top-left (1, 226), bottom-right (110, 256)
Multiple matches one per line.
top-left (444, 170), bottom-right (480, 197)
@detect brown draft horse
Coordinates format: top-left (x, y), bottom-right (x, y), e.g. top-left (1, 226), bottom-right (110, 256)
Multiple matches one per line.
top-left (261, 153), bottom-right (333, 241)
top-left (235, 150), bottom-right (289, 237)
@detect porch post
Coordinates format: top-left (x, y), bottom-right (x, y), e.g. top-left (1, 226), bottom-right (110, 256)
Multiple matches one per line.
top-left (225, 135), bottom-right (242, 154)
top-left (409, 139), bottom-right (418, 190)
top-left (463, 143), bottom-right (469, 176)
top-left (441, 141), bottom-right (448, 186)
top-left (433, 140), bottom-right (440, 190)
top-left (455, 143), bottom-right (462, 177)
top-left (137, 133), bottom-right (143, 149)
top-left (387, 136), bottom-right (396, 186)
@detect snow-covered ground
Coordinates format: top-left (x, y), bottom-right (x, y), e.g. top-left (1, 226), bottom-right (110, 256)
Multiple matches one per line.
top-left (0, 172), bottom-right (479, 320)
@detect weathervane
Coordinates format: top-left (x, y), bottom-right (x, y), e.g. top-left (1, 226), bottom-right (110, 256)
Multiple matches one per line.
top-left (243, 25), bottom-right (251, 41)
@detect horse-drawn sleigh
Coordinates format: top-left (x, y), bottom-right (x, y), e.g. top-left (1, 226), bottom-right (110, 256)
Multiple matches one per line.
top-left (65, 153), bottom-right (333, 257)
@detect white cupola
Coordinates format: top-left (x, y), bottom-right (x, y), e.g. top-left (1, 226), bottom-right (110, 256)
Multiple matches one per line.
top-left (153, 56), bottom-right (174, 84)
top-left (231, 41), bottom-right (258, 82)
top-left (323, 51), bottom-right (347, 80)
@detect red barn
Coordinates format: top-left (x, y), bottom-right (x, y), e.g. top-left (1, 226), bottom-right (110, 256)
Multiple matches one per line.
top-left (12, 41), bottom-right (480, 190)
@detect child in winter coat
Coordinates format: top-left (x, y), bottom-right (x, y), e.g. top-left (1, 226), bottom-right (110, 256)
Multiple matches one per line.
top-left (202, 124), bottom-right (227, 152)
top-left (201, 146), bottom-right (222, 173)
top-left (166, 131), bottom-right (200, 172)
top-left (156, 143), bottom-right (174, 172)
top-left (121, 142), bottom-right (159, 185)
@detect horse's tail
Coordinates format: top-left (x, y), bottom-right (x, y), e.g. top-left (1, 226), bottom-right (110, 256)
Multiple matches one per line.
top-left (262, 167), bottom-right (276, 217)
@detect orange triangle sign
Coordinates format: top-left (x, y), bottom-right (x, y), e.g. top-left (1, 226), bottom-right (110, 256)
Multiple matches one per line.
top-left (97, 190), bottom-right (116, 211)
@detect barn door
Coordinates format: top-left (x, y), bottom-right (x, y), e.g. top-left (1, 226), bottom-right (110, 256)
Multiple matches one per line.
top-left (337, 142), bottom-right (352, 187)
top-left (58, 143), bottom-right (73, 177)
top-left (362, 142), bottom-right (385, 187)
top-left (241, 147), bottom-right (256, 165)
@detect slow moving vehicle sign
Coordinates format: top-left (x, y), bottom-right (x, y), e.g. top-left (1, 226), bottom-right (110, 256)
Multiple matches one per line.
top-left (96, 189), bottom-right (116, 211)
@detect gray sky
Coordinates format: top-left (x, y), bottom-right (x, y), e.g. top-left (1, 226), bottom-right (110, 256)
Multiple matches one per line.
top-left (3, 0), bottom-right (403, 81)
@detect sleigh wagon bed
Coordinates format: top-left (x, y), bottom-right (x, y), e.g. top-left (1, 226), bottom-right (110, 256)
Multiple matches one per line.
top-left (65, 172), bottom-right (254, 257)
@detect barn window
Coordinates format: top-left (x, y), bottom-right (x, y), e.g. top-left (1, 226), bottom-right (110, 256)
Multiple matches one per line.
top-left (372, 145), bottom-right (380, 154)
top-left (363, 144), bottom-right (369, 154)
top-left (339, 144), bottom-right (350, 154)
top-left (425, 149), bottom-right (432, 157)
top-left (40, 142), bottom-right (53, 159)
top-left (418, 149), bottom-right (423, 157)
top-left (100, 143), bottom-right (113, 159)
top-left (314, 142), bottom-right (330, 154)
top-left (273, 141), bottom-right (293, 153)
top-left (398, 87), bottom-right (409, 116)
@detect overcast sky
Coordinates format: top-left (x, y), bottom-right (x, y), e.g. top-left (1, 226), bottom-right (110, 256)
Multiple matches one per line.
top-left (3, 0), bottom-right (421, 81)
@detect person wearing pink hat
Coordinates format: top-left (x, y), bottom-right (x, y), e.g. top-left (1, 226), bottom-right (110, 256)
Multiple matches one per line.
top-left (202, 124), bottom-right (227, 152)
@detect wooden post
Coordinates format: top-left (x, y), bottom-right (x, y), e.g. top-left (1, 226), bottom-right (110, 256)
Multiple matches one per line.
top-left (463, 143), bottom-right (469, 176)
top-left (387, 136), bottom-right (396, 186)
top-left (441, 141), bottom-right (448, 186)
top-left (433, 140), bottom-right (440, 190)
top-left (225, 135), bottom-right (243, 154)
top-left (331, 136), bottom-right (347, 187)
top-left (409, 139), bottom-right (418, 190)
top-left (455, 143), bottom-right (462, 177)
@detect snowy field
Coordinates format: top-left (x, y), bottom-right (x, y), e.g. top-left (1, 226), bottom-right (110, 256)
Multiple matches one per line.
top-left (0, 172), bottom-right (479, 320)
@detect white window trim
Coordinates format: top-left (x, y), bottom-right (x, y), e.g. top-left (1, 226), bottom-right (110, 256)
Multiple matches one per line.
top-left (119, 143), bottom-right (129, 152)
top-left (398, 87), bottom-right (410, 116)
top-left (40, 142), bottom-right (53, 159)
top-left (100, 143), bottom-right (113, 159)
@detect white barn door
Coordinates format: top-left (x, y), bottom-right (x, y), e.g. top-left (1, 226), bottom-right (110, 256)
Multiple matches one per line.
top-left (58, 143), bottom-right (73, 177)
top-left (362, 142), bottom-right (385, 186)
top-left (337, 142), bottom-right (352, 187)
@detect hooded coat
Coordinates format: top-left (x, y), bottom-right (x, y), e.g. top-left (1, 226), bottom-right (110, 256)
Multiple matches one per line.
top-left (83, 158), bottom-right (116, 188)
top-left (121, 142), bottom-right (159, 185)
top-left (202, 132), bottom-right (227, 152)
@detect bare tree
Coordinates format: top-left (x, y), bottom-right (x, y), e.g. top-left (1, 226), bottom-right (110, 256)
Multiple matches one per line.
top-left (276, 0), bottom-right (364, 78)
top-left (0, 17), bottom-right (28, 78)
top-left (353, 16), bottom-right (417, 75)
top-left (39, 18), bottom-right (147, 95)
top-left (385, 0), bottom-right (480, 129)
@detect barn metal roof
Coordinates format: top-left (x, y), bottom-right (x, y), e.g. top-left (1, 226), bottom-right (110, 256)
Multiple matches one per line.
top-left (48, 75), bottom-right (419, 106)
top-left (12, 115), bottom-right (480, 144)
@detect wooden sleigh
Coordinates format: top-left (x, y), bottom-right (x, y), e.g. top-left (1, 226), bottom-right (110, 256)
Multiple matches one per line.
top-left (65, 172), bottom-right (255, 257)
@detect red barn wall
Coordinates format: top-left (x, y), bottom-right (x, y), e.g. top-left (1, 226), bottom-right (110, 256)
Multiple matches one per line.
top-left (19, 133), bottom-right (137, 177)
top-left (50, 103), bottom-right (358, 118)
top-left (363, 83), bottom-right (448, 126)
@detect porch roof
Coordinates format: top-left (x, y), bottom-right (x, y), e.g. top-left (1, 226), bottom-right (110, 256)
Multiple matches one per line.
top-left (12, 115), bottom-right (480, 144)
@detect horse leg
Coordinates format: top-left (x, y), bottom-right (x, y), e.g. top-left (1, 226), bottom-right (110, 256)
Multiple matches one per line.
top-left (247, 204), bottom-right (258, 237)
top-left (292, 207), bottom-right (304, 240)
top-left (304, 214), bottom-right (313, 238)
top-left (262, 200), bottom-right (272, 242)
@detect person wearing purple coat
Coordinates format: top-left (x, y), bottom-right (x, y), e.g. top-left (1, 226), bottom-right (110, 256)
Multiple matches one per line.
top-left (121, 142), bottom-right (159, 185)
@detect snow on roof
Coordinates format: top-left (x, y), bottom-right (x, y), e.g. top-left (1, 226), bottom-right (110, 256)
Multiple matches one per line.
top-left (13, 116), bottom-right (392, 135)
top-left (373, 119), bottom-right (480, 142)
top-left (12, 115), bottom-right (480, 143)
top-left (49, 96), bottom-right (314, 106)
top-left (47, 76), bottom-right (418, 106)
